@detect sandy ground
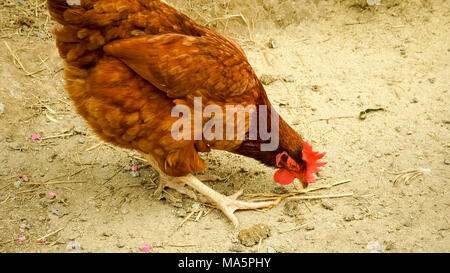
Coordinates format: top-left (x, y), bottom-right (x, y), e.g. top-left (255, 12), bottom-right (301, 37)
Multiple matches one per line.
top-left (0, 0), bottom-right (449, 253)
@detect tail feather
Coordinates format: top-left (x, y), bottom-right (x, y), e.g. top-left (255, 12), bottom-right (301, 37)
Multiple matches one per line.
top-left (47, 0), bottom-right (71, 25)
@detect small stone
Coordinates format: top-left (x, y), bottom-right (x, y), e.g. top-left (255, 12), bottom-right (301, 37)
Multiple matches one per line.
top-left (444, 159), bottom-right (450, 165)
top-left (49, 204), bottom-right (68, 218)
top-left (443, 119), bottom-right (450, 124)
top-left (47, 153), bottom-right (57, 163)
top-left (406, 131), bottom-right (413, 135)
top-left (273, 186), bottom-right (289, 194)
top-left (175, 208), bottom-right (187, 218)
top-left (305, 224), bottom-right (315, 231)
top-left (259, 74), bottom-right (278, 85)
top-left (375, 153), bottom-right (382, 158)
top-left (366, 241), bottom-right (383, 253)
top-left (321, 199), bottom-right (334, 210)
top-left (191, 202), bottom-right (201, 210)
top-left (268, 38), bottom-right (278, 49)
top-left (384, 240), bottom-right (395, 251)
top-left (343, 214), bottom-right (355, 222)
top-left (5, 137), bottom-right (12, 143)
top-left (229, 244), bottom-right (245, 252)
top-left (403, 220), bottom-right (412, 227)
top-left (283, 75), bottom-right (296, 83)
top-left (411, 97), bottom-right (419, 103)
top-left (78, 139), bottom-right (85, 144)
top-left (14, 180), bottom-right (22, 188)
top-left (283, 200), bottom-right (302, 217)
top-left (267, 246), bottom-right (277, 253)
top-left (120, 207), bottom-right (129, 215)
top-left (0, 103), bottom-right (4, 115)
top-left (238, 224), bottom-right (271, 247)
top-left (116, 242), bottom-right (125, 248)
top-left (66, 241), bottom-right (81, 253)
top-left (304, 234), bottom-right (311, 240)
top-left (428, 78), bottom-right (436, 84)
top-left (130, 171), bottom-right (140, 177)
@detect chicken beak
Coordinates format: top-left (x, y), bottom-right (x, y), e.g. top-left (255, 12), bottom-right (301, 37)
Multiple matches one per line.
top-left (296, 174), bottom-right (309, 189)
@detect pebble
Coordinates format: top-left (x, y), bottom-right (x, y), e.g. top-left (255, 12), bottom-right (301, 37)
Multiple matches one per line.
top-left (305, 224), bottom-right (315, 231)
top-left (238, 224), bottom-right (271, 247)
top-left (444, 159), bottom-right (450, 165)
top-left (191, 202), bottom-right (201, 210)
top-left (66, 241), bottom-right (81, 253)
top-left (283, 200), bottom-right (302, 217)
top-left (47, 153), bottom-right (57, 163)
top-left (116, 242), bottom-right (125, 248)
top-left (13, 180), bottom-right (22, 188)
top-left (343, 214), bottom-right (355, 222)
top-left (443, 119), bottom-right (450, 124)
top-left (375, 153), bottom-right (382, 158)
top-left (229, 244), bottom-right (245, 252)
top-left (130, 171), bottom-right (140, 177)
top-left (321, 199), bottom-right (334, 210)
top-left (384, 240), bottom-right (395, 251)
top-left (267, 246), bottom-right (277, 253)
top-left (50, 205), bottom-right (68, 218)
top-left (120, 207), bottom-right (129, 215)
top-left (259, 74), bottom-right (278, 85)
top-left (175, 208), bottom-right (187, 218)
top-left (366, 241), bottom-right (383, 253)
top-left (283, 75), bottom-right (296, 83)
top-left (268, 38), bottom-right (278, 49)
top-left (273, 186), bottom-right (289, 194)
top-left (0, 103), bottom-right (4, 115)
top-left (411, 97), bottom-right (419, 103)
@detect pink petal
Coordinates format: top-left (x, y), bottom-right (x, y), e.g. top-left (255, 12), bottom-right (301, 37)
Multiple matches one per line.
top-left (18, 236), bottom-right (25, 243)
top-left (141, 244), bottom-right (150, 253)
top-left (49, 191), bottom-right (56, 198)
top-left (131, 165), bottom-right (138, 172)
top-left (39, 238), bottom-right (46, 243)
top-left (19, 227), bottom-right (25, 233)
top-left (31, 134), bottom-right (41, 140)
top-left (399, 147), bottom-right (405, 151)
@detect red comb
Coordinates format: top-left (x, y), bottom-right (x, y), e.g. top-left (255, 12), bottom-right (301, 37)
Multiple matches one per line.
top-left (302, 141), bottom-right (327, 184)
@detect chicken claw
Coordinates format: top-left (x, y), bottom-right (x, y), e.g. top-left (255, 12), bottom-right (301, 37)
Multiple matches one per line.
top-left (140, 153), bottom-right (276, 227)
top-left (178, 175), bottom-right (277, 227)
top-left (153, 176), bottom-right (198, 201)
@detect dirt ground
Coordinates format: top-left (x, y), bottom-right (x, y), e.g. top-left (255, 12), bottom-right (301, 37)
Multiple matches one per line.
top-left (0, 0), bottom-right (449, 253)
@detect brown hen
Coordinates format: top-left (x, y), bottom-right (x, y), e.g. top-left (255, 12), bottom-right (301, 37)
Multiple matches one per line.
top-left (47, 0), bottom-right (325, 227)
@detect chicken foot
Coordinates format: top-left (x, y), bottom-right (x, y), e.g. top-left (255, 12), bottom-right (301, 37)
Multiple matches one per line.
top-left (140, 153), bottom-right (276, 227)
top-left (177, 174), bottom-right (276, 227)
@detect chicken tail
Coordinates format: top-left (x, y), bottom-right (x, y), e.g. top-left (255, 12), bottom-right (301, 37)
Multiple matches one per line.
top-left (47, 0), bottom-right (107, 67)
top-left (47, 0), bottom-right (72, 25)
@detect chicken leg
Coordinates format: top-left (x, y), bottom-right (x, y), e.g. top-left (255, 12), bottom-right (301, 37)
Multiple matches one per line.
top-left (140, 153), bottom-right (276, 227)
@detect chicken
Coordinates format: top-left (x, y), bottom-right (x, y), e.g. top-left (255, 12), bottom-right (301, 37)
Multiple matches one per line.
top-left (47, 0), bottom-right (326, 227)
